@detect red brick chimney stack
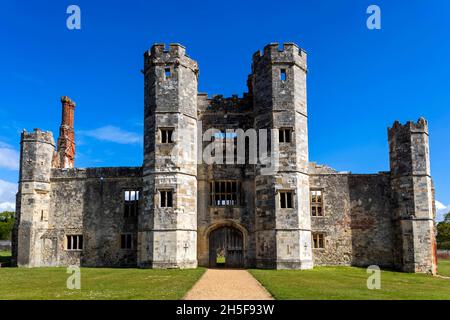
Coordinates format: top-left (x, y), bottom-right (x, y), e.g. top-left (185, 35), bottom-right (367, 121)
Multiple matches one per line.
top-left (61, 96), bottom-right (75, 128)
top-left (53, 96), bottom-right (76, 168)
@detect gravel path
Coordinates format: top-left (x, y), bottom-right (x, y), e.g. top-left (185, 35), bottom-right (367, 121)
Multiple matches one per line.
top-left (183, 269), bottom-right (274, 300)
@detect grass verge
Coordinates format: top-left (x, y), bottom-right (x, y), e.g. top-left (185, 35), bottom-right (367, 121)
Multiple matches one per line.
top-left (250, 262), bottom-right (450, 300)
top-left (0, 261), bottom-right (205, 300)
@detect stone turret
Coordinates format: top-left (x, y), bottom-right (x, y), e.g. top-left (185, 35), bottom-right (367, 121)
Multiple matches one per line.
top-left (15, 129), bottom-right (55, 267)
top-left (389, 118), bottom-right (437, 274)
top-left (251, 43), bottom-right (313, 269)
top-left (140, 43), bottom-right (198, 268)
top-left (53, 96), bottom-right (76, 169)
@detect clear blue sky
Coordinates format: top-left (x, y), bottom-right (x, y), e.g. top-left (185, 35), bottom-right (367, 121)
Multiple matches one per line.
top-left (0, 1), bottom-right (449, 217)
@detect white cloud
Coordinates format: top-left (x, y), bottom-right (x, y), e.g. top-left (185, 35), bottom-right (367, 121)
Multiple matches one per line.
top-left (0, 179), bottom-right (17, 212)
top-left (78, 126), bottom-right (141, 145)
top-left (0, 142), bottom-right (20, 170)
top-left (436, 200), bottom-right (449, 222)
top-left (0, 202), bottom-right (15, 211)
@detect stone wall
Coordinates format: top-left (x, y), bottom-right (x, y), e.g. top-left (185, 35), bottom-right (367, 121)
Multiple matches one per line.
top-left (310, 172), bottom-right (395, 268)
top-left (18, 167), bottom-right (142, 267)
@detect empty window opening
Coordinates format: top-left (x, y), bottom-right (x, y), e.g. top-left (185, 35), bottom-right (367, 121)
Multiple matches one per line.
top-left (165, 68), bottom-right (172, 79)
top-left (161, 128), bottom-right (174, 143)
top-left (209, 181), bottom-right (242, 206)
top-left (312, 233), bottom-right (325, 249)
top-left (67, 235), bottom-right (83, 251)
top-left (311, 190), bottom-right (323, 217)
top-left (121, 234), bottom-right (133, 250)
top-left (280, 191), bottom-right (293, 208)
top-left (160, 190), bottom-right (173, 207)
top-left (124, 190), bottom-right (140, 217)
top-left (280, 69), bottom-right (287, 81)
top-left (279, 128), bottom-right (292, 143)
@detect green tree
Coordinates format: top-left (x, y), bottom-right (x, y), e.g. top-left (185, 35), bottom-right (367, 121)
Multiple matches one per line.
top-left (0, 211), bottom-right (15, 240)
top-left (437, 212), bottom-right (450, 250)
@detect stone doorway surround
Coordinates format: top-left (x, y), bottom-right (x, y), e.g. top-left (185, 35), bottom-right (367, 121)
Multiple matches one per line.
top-left (199, 220), bottom-right (249, 268)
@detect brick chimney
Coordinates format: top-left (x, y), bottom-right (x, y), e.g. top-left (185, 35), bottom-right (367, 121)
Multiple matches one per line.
top-left (53, 96), bottom-right (76, 168)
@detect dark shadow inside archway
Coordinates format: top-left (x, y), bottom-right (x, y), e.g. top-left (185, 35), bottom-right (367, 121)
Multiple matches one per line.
top-left (209, 226), bottom-right (244, 268)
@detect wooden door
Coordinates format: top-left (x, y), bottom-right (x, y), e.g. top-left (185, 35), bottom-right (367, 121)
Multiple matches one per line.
top-left (209, 227), bottom-right (244, 268)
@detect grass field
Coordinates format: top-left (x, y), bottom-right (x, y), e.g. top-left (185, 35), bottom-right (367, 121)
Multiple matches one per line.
top-left (439, 259), bottom-right (450, 277)
top-left (250, 260), bottom-right (450, 300)
top-left (0, 256), bottom-right (205, 300)
top-left (1, 249), bottom-right (449, 300)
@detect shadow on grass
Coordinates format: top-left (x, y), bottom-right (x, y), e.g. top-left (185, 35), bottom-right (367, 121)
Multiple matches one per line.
top-left (0, 251), bottom-right (11, 267)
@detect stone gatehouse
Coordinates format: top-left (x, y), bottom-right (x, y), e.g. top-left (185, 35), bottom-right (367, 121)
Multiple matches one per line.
top-left (12, 43), bottom-right (438, 273)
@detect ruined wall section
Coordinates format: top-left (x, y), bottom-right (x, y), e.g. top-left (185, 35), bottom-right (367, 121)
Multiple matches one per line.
top-left (46, 168), bottom-right (142, 267)
top-left (17, 166), bottom-right (142, 267)
top-left (309, 172), bottom-right (395, 267)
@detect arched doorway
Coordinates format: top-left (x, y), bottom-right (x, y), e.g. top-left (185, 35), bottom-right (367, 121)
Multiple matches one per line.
top-left (209, 226), bottom-right (244, 268)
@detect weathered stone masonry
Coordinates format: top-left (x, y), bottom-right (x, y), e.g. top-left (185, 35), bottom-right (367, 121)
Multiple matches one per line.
top-left (12, 43), bottom-right (437, 273)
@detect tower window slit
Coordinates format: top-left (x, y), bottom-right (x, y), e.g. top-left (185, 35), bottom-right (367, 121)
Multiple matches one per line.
top-left (280, 191), bottom-right (293, 208)
top-left (161, 128), bottom-right (174, 143)
top-left (160, 190), bottom-right (173, 207)
top-left (279, 128), bottom-right (292, 143)
top-left (280, 69), bottom-right (287, 81)
top-left (164, 68), bottom-right (172, 79)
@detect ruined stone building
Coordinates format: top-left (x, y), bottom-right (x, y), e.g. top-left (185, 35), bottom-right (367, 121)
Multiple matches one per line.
top-left (12, 43), bottom-right (437, 273)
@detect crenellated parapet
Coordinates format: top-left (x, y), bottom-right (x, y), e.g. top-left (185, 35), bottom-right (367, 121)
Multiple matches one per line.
top-left (198, 94), bottom-right (253, 113)
top-left (388, 117), bottom-right (430, 178)
top-left (252, 42), bottom-right (307, 73)
top-left (20, 129), bottom-right (55, 183)
top-left (388, 117), bottom-right (428, 139)
top-left (143, 43), bottom-right (198, 75)
top-left (21, 128), bottom-right (55, 146)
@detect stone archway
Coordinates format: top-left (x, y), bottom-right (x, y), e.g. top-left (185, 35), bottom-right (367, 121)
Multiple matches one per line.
top-left (206, 220), bottom-right (248, 268)
top-left (209, 226), bottom-right (244, 268)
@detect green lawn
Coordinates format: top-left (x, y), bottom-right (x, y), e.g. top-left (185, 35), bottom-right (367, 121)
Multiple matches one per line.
top-left (0, 261), bottom-right (205, 300)
top-left (439, 259), bottom-right (450, 277)
top-left (250, 262), bottom-right (450, 300)
top-left (1, 248), bottom-right (449, 300)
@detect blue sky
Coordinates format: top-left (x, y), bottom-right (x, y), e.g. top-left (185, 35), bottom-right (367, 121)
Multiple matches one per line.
top-left (0, 1), bottom-right (449, 219)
